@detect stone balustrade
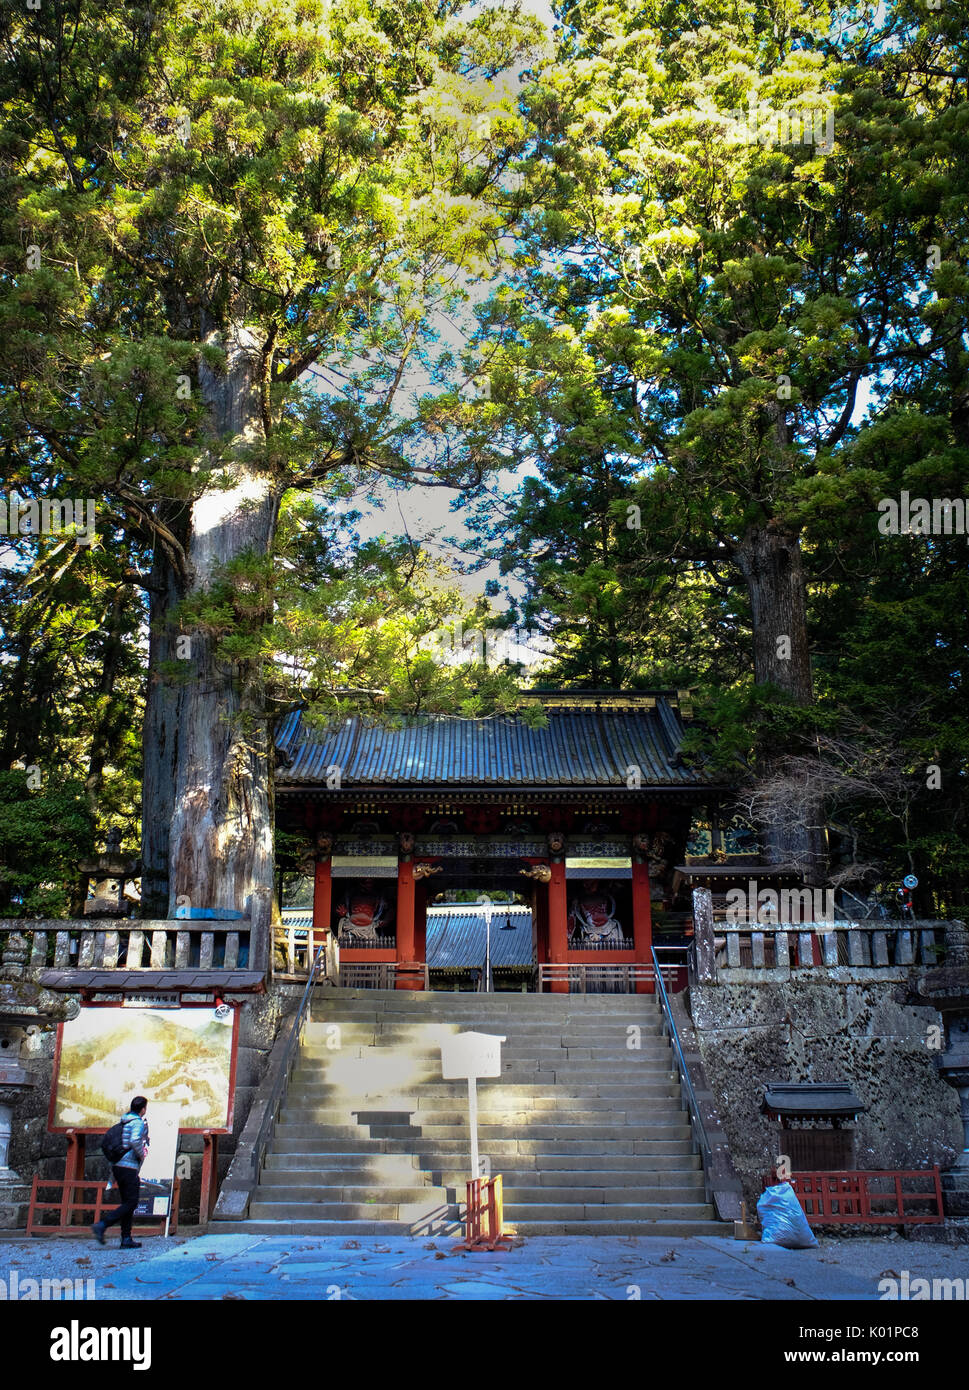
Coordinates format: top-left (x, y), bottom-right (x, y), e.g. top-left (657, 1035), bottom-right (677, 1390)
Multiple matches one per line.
top-left (711, 921), bottom-right (946, 974)
top-left (1, 919), bottom-right (251, 972)
top-left (0, 919), bottom-right (268, 996)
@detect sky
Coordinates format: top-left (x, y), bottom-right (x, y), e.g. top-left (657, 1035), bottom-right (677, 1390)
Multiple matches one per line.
top-left (347, 0), bottom-right (557, 607)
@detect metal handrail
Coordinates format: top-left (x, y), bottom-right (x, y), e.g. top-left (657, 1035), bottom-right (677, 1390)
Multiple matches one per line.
top-left (251, 943), bottom-right (326, 1181)
top-left (649, 945), bottom-right (714, 1205)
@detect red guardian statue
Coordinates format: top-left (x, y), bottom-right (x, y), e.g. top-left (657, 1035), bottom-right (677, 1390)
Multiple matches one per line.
top-left (568, 879), bottom-right (624, 945)
top-left (336, 878), bottom-right (392, 943)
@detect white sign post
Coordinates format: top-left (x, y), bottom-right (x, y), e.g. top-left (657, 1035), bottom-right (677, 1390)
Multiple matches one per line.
top-left (439, 1032), bottom-right (505, 1183)
top-left (135, 1102), bottom-right (181, 1237)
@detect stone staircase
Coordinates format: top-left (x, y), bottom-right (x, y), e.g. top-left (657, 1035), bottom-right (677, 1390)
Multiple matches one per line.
top-left (221, 989), bottom-right (728, 1237)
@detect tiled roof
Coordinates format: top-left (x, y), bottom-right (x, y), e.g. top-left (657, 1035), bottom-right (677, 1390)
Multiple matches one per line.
top-left (38, 970), bottom-right (264, 993)
top-left (274, 700), bottom-right (711, 789)
top-left (425, 906), bottom-right (533, 969)
top-left (761, 1083), bottom-right (866, 1118)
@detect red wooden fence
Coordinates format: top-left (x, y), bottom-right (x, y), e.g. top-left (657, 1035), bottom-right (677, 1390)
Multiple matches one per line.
top-left (26, 1177), bottom-right (181, 1236)
top-left (764, 1169), bottom-right (944, 1226)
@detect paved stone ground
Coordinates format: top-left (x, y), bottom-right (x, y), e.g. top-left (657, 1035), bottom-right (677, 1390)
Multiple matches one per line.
top-left (1, 1230), bottom-right (967, 1300)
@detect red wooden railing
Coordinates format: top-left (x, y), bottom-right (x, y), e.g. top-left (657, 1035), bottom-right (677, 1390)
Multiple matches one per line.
top-left (457, 1175), bottom-right (514, 1251)
top-left (764, 1169), bottom-right (944, 1226)
top-left (26, 1177), bottom-right (181, 1236)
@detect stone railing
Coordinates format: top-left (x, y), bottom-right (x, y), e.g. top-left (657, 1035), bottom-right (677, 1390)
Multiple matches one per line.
top-left (0, 919), bottom-right (252, 973)
top-left (711, 921), bottom-right (946, 975)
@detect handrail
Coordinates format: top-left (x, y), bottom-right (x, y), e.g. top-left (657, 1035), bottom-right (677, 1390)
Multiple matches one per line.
top-left (649, 945), bottom-right (714, 1205)
top-left (251, 943), bottom-right (326, 1181)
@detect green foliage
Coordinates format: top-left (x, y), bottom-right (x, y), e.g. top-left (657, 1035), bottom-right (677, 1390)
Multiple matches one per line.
top-left (457, 0), bottom-right (969, 900)
top-left (0, 772), bottom-right (94, 917)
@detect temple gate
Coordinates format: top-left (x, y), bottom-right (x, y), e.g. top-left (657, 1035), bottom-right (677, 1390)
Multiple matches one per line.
top-left (273, 690), bottom-right (726, 992)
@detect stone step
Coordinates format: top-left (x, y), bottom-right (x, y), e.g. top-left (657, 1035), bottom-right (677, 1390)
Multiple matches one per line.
top-left (507, 1219), bottom-right (728, 1237)
top-left (297, 1050), bottom-right (671, 1068)
top-left (253, 1184), bottom-right (444, 1202)
top-left (499, 1184), bottom-right (707, 1203)
top-left (290, 1072), bottom-right (679, 1091)
top-left (307, 1011), bottom-right (662, 1025)
top-left (269, 1136), bottom-right (696, 1156)
top-left (288, 1089), bottom-right (680, 1108)
top-left (249, 1199), bottom-right (458, 1221)
top-left (304, 1021), bottom-right (663, 1034)
top-left (260, 1165), bottom-right (426, 1185)
top-left (304, 1023), bottom-right (664, 1034)
top-left (273, 1121), bottom-right (691, 1142)
top-left (280, 1108), bottom-right (687, 1128)
top-left (303, 1023), bottom-right (664, 1034)
top-left (214, 1219), bottom-right (459, 1236)
top-left (309, 993), bottom-right (661, 1010)
top-left (303, 1026), bottom-right (666, 1044)
top-left (215, 1218), bottom-right (724, 1237)
top-left (422, 1168), bottom-right (706, 1188)
top-left (285, 1093), bottom-right (684, 1113)
top-left (501, 1200), bottom-right (714, 1220)
top-left (482, 1069), bottom-right (675, 1082)
top-left (253, 1179), bottom-right (706, 1205)
top-left (304, 1028), bottom-right (664, 1039)
top-left (265, 1151), bottom-right (702, 1174)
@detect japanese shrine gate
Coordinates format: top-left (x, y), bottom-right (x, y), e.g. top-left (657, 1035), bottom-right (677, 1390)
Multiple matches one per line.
top-left (273, 690), bottom-right (726, 992)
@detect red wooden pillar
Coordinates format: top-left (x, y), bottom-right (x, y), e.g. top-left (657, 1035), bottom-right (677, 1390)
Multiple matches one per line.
top-left (632, 857), bottom-right (654, 993)
top-left (64, 1132), bottom-right (85, 1226)
top-left (415, 879), bottom-right (428, 968)
top-left (395, 859), bottom-right (421, 989)
top-left (64, 1131), bottom-right (86, 1183)
top-left (312, 856), bottom-right (332, 961)
top-left (533, 886), bottom-right (547, 966)
top-left (547, 861), bottom-right (569, 993)
top-left (200, 1132), bottom-right (220, 1225)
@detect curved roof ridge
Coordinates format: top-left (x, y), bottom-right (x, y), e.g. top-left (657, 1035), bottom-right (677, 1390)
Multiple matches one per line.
top-left (275, 699), bottom-right (714, 789)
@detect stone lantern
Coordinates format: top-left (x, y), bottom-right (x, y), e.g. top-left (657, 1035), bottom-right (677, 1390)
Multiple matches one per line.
top-left (0, 930), bottom-right (75, 1227)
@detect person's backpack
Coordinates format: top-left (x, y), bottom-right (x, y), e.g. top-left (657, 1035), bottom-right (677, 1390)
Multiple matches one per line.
top-left (101, 1120), bottom-right (130, 1165)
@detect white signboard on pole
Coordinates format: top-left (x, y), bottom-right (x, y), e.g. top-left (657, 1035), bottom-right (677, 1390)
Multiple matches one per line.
top-left (133, 1102), bottom-right (181, 1233)
top-left (440, 1033), bottom-right (505, 1181)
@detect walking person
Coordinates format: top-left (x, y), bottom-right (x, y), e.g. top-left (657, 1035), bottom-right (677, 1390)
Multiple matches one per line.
top-left (91, 1095), bottom-right (149, 1249)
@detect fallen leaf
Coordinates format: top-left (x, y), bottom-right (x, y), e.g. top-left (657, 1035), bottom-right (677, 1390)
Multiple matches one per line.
top-left (659, 1250), bottom-right (676, 1263)
top-left (76, 1256), bottom-right (91, 1266)
top-left (434, 1252), bottom-right (447, 1260)
top-left (341, 1240), bottom-right (360, 1250)
top-left (222, 1292), bottom-right (244, 1300)
top-left (880, 1269), bottom-right (899, 1279)
top-left (785, 1278), bottom-right (796, 1287)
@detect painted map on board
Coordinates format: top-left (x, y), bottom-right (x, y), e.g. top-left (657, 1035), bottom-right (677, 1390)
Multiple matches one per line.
top-left (52, 1009), bottom-right (233, 1131)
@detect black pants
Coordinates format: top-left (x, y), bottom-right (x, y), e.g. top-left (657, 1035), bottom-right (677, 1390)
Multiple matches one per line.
top-left (101, 1165), bottom-right (141, 1240)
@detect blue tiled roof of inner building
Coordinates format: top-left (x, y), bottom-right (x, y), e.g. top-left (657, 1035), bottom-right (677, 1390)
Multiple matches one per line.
top-left (425, 907), bottom-right (533, 969)
top-left (274, 702), bottom-right (713, 788)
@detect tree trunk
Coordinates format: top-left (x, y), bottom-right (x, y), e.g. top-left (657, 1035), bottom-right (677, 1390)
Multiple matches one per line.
top-left (734, 522), bottom-right (825, 882)
top-left (735, 522), bottom-right (813, 702)
top-left (159, 322), bottom-right (279, 965)
top-left (140, 516), bottom-right (187, 918)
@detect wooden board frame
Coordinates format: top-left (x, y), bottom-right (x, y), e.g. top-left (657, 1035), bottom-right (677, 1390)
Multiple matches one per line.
top-left (48, 1001), bottom-right (239, 1136)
